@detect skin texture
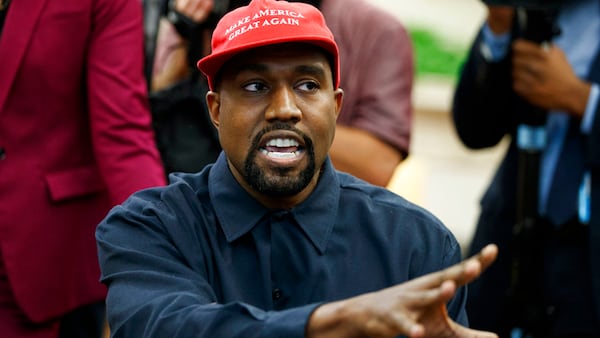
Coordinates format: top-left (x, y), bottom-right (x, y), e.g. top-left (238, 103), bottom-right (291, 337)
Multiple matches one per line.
top-left (329, 125), bottom-right (403, 187)
top-left (206, 41), bottom-right (499, 337)
top-left (511, 39), bottom-right (591, 117)
top-left (206, 43), bottom-right (343, 209)
top-left (486, 6), bottom-right (514, 34)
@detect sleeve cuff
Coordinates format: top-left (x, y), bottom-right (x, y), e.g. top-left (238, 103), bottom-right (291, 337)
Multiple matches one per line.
top-left (581, 83), bottom-right (599, 134)
top-left (261, 303), bottom-right (322, 338)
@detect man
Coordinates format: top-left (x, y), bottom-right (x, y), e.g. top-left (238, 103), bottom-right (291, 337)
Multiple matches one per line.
top-left (452, 1), bottom-right (600, 336)
top-left (0, 0), bottom-right (166, 337)
top-left (147, 0), bottom-right (413, 187)
top-left (97, 0), bottom-right (498, 336)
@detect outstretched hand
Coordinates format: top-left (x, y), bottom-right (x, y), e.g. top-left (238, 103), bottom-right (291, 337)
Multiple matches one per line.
top-left (307, 244), bottom-right (499, 338)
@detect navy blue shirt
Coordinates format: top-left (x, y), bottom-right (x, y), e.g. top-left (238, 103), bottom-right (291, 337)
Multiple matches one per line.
top-left (96, 153), bottom-right (468, 337)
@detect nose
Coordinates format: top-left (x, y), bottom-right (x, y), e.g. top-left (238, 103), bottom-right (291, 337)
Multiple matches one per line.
top-left (265, 86), bottom-right (302, 122)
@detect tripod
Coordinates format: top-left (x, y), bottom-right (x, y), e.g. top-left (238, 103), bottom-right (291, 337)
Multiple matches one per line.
top-left (506, 7), bottom-right (560, 338)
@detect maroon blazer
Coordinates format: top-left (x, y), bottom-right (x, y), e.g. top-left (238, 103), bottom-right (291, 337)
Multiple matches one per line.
top-left (0, 0), bottom-right (166, 323)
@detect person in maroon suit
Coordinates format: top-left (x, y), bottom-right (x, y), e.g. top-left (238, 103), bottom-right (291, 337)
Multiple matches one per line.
top-left (0, 0), bottom-right (167, 337)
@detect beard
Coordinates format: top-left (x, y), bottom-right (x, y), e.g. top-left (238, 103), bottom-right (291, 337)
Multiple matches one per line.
top-left (243, 122), bottom-right (316, 197)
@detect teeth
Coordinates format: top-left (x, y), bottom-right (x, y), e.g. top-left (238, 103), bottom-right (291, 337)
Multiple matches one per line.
top-left (261, 138), bottom-right (301, 159)
top-left (260, 149), bottom-right (299, 159)
top-left (266, 138), bottom-right (299, 147)
top-left (269, 152), bottom-right (297, 159)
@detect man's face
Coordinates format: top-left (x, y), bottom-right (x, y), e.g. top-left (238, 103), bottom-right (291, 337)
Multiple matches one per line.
top-left (206, 43), bottom-right (343, 207)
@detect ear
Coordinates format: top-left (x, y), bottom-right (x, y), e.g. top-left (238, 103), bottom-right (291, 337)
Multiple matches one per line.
top-left (206, 91), bottom-right (221, 129)
top-left (333, 88), bottom-right (344, 120)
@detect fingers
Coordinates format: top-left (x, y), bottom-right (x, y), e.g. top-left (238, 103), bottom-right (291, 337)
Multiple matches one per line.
top-left (511, 40), bottom-right (579, 110)
top-left (448, 321), bottom-right (499, 338)
top-left (408, 244), bottom-right (498, 290)
top-left (472, 243), bottom-right (498, 272)
top-left (512, 39), bottom-right (552, 72)
top-left (513, 39), bottom-right (544, 54)
top-left (512, 40), bottom-right (547, 82)
top-left (404, 279), bottom-right (458, 308)
top-left (307, 245), bottom-right (499, 338)
top-left (365, 312), bottom-right (424, 338)
top-left (334, 279), bottom-right (459, 337)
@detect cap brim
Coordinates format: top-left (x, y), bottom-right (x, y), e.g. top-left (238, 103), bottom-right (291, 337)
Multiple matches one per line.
top-left (197, 35), bottom-right (339, 90)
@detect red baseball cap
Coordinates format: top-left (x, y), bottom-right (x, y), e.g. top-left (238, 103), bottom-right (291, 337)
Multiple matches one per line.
top-left (196, 0), bottom-right (340, 90)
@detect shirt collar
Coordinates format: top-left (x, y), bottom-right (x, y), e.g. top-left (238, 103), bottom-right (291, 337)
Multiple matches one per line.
top-left (208, 152), bottom-right (340, 253)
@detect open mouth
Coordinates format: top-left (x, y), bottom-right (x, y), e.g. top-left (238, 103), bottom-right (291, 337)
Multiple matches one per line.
top-left (259, 137), bottom-right (304, 159)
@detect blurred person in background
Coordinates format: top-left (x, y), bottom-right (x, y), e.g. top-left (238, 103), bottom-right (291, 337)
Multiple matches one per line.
top-left (452, 1), bottom-right (600, 336)
top-left (0, 0), bottom-right (166, 337)
top-left (146, 0), bottom-right (413, 187)
top-left (293, 0), bottom-right (414, 187)
top-left (143, 0), bottom-right (243, 175)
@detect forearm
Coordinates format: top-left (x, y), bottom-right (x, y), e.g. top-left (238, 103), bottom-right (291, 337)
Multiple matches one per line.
top-left (151, 43), bottom-right (190, 91)
top-left (306, 300), bottom-right (362, 338)
top-left (329, 125), bottom-right (403, 187)
top-left (563, 79), bottom-right (592, 119)
top-left (107, 290), bottom-right (316, 338)
top-left (98, 198), bottom-right (316, 338)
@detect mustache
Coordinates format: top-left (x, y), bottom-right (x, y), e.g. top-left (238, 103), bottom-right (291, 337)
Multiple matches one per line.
top-left (250, 122), bottom-right (313, 151)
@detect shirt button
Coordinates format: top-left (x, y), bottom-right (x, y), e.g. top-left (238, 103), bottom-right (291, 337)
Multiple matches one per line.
top-left (0, 148), bottom-right (5, 160)
top-left (272, 288), bottom-right (282, 300)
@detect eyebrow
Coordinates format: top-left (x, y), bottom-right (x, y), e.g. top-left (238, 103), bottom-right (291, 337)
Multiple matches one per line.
top-left (234, 63), bottom-right (269, 74)
top-left (294, 64), bottom-right (327, 79)
top-left (234, 63), bottom-right (327, 79)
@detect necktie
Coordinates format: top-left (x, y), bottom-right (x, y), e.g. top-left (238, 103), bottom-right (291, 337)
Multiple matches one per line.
top-left (545, 117), bottom-right (586, 226)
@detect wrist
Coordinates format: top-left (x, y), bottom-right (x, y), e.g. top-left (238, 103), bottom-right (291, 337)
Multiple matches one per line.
top-left (306, 301), bottom-right (356, 338)
top-left (565, 80), bottom-right (591, 118)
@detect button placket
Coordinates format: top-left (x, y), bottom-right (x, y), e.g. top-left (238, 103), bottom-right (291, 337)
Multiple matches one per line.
top-left (270, 211), bottom-right (291, 309)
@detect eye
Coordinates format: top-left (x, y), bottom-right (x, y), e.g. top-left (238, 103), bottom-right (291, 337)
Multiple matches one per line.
top-left (297, 80), bottom-right (320, 92)
top-left (242, 81), bottom-right (268, 92)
